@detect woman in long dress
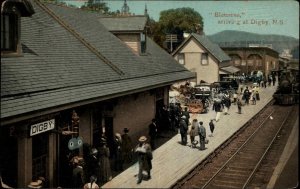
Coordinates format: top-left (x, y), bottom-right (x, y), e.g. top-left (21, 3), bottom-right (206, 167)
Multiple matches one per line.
top-left (97, 138), bottom-right (112, 184)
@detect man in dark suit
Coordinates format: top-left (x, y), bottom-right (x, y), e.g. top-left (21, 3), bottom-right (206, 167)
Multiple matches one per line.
top-left (181, 107), bottom-right (190, 125)
top-left (212, 99), bottom-right (223, 122)
top-left (198, 121), bottom-right (206, 150)
top-left (179, 116), bottom-right (188, 145)
top-left (148, 119), bottom-right (158, 150)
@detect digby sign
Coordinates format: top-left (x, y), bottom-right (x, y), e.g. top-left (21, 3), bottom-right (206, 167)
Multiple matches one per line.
top-left (30, 119), bottom-right (55, 136)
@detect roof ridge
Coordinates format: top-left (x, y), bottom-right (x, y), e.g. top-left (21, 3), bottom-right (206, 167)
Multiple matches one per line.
top-left (34, 0), bottom-right (125, 76)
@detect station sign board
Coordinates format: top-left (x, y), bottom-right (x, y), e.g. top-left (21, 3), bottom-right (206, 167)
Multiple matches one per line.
top-left (30, 119), bottom-right (55, 136)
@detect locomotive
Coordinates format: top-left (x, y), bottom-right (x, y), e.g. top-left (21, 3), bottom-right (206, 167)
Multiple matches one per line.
top-left (273, 67), bottom-right (299, 105)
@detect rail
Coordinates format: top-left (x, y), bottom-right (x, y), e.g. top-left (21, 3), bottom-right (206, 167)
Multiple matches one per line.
top-left (201, 106), bottom-right (292, 189)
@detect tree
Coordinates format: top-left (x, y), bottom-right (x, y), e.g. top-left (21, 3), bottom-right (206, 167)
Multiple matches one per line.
top-left (151, 7), bottom-right (204, 52)
top-left (81, 0), bottom-right (110, 14)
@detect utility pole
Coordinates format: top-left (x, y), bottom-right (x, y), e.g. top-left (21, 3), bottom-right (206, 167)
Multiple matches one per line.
top-left (166, 34), bottom-right (177, 53)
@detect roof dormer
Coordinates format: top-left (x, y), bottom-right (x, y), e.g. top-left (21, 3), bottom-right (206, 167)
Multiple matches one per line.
top-left (1, 0), bottom-right (34, 57)
top-left (99, 16), bottom-right (148, 55)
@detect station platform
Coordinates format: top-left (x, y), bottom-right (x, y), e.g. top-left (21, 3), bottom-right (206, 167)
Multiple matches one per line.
top-left (102, 85), bottom-right (281, 188)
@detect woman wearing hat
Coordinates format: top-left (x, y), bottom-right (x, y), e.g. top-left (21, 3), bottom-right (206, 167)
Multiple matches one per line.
top-left (135, 136), bottom-right (152, 184)
top-left (97, 138), bottom-right (112, 184)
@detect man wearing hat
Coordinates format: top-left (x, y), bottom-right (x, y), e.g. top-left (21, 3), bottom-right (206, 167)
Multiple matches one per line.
top-left (135, 136), bottom-right (152, 184)
top-left (148, 119), bottom-right (158, 150)
top-left (198, 121), bottom-right (207, 150)
top-left (179, 115), bottom-right (188, 145)
top-left (121, 128), bottom-right (133, 163)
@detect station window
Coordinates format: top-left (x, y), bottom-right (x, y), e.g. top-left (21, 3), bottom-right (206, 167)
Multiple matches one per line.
top-left (178, 53), bottom-right (185, 65)
top-left (201, 53), bottom-right (208, 65)
top-left (140, 33), bottom-right (146, 54)
top-left (1, 13), bottom-right (18, 52)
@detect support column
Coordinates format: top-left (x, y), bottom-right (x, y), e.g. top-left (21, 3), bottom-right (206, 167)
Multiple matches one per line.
top-left (18, 137), bottom-right (32, 188)
top-left (48, 132), bottom-right (56, 187)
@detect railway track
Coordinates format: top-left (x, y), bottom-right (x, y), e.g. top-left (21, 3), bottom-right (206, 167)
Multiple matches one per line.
top-left (172, 103), bottom-right (298, 189)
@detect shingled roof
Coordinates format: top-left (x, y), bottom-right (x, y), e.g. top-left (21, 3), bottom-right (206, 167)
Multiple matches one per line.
top-left (173, 33), bottom-right (231, 63)
top-left (1, 1), bottom-right (194, 124)
top-left (99, 16), bottom-right (148, 32)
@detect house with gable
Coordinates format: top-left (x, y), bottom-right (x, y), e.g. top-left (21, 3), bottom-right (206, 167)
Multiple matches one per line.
top-left (0, 0), bottom-right (195, 187)
top-left (172, 33), bottom-right (238, 84)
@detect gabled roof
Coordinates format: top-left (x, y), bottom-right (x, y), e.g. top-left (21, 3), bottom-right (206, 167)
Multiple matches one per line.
top-left (173, 33), bottom-right (231, 63)
top-left (1, 1), bottom-right (194, 123)
top-left (98, 16), bottom-right (148, 32)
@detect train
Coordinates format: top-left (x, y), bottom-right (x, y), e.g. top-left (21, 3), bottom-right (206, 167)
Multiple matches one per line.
top-left (273, 67), bottom-right (299, 105)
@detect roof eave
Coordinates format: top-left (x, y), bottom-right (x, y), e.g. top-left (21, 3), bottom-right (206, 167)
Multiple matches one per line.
top-left (1, 74), bottom-right (195, 126)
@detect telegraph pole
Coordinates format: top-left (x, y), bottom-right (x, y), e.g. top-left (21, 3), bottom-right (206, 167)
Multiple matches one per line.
top-left (166, 34), bottom-right (177, 53)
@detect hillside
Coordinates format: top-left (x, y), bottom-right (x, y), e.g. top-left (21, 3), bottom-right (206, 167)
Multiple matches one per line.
top-left (208, 30), bottom-right (299, 58)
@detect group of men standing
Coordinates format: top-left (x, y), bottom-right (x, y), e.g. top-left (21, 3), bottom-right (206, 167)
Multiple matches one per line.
top-left (179, 115), bottom-right (207, 151)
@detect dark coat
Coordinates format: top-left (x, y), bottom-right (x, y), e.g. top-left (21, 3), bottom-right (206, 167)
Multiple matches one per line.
top-left (121, 133), bottom-right (132, 153)
top-left (212, 101), bottom-right (222, 112)
top-left (182, 110), bottom-right (190, 124)
top-left (179, 119), bottom-right (188, 134)
top-left (135, 143), bottom-right (152, 171)
top-left (209, 121), bottom-right (215, 133)
top-left (72, 165), bottom-right (84, 188)
top-left (98, 145), bottom-right (112, 183)
top-left (243, 88), bottom-right (250, 99)
top-left (149, 122), bottom-right (158, 137)
top-left (223, 98), bottom-right (231, 108)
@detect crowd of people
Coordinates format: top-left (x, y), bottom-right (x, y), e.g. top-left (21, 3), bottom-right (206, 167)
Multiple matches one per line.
top-left (66, 127), bottom-right (137, 188)
top-left (175, 75), bottom-right (278, 152)
top-left (64, 76), bottom-right (277, 188)
top-left (65, 126), bottom-right (156, 187)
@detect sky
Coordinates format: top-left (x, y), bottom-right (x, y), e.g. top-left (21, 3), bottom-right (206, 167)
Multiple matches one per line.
top-left (63, 0), bottom-right (299, 39)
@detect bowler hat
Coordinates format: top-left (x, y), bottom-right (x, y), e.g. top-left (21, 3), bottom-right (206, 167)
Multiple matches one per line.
top-left (138, 136), bottom-right (147, 142)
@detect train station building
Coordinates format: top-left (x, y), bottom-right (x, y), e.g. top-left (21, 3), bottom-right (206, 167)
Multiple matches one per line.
top-left (0, 0), bottom-right (195, 187)
top-left (221, 46), bottom-right (280, 77)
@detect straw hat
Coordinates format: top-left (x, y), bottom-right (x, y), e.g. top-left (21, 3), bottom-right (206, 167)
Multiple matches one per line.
top-left (27, 177), bottom-right (45, 189)
top-left (90, 148), bottom-right (98, 155)
top-left (138, 136), bottom-right (147, 142)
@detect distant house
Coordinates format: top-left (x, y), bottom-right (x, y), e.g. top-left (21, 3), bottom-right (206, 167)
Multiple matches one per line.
top-left (0, 0), bottom-right (195, 187)
top-left (172, 33), bottom-right (236, 84)
top-left (221, 46), bottom-right (279, 77)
